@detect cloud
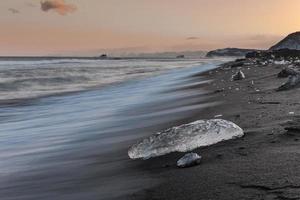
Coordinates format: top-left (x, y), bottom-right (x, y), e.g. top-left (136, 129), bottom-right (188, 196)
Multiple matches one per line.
top-left (186, 37), bottom-right (199, 40)
top-left (8, 8), bottom-right (20, 14)
top-left (40, 0), bottom-right (77, 15)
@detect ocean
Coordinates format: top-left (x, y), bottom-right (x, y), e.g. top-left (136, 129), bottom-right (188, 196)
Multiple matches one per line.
top-left (0, 57), bottom-right (228, 199)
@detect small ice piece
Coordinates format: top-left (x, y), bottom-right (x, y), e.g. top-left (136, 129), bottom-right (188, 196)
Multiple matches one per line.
top-left (275, 60), bottom-right (288, 65)
top-left (232, 70), bottom-right (245, 81)
top-left (177, 153), bottom-right (202, 168)
top-left (289, 112), bottom-right (295, 115)
top-left (128, 119), bottom-right (244, 159)
top-left (214, 114), bottom-right (223, 118)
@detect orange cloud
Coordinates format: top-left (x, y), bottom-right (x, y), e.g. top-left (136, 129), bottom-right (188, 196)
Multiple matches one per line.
top-left (40, 0), bottom-right (77, 15)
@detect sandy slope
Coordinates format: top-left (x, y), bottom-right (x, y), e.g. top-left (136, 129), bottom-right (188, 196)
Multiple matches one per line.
top-left (128, 61), bottom-right (300, 200)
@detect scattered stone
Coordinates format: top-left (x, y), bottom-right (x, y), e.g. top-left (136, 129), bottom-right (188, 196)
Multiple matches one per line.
top-left (276, 74), bottom-right (300, 91)
top-left (177, 153), bottom-right (202, 168)
top-left (278, 67), bottom-right (299, 78)
top-left (232, 70), bottom-right (245, 81)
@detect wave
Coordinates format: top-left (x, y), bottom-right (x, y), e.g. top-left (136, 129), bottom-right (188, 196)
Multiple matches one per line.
top-left (0, 58), bottom-right (208, 101)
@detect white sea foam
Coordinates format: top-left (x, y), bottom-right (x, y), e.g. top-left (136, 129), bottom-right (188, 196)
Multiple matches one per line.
top-left (128, 119), bottom-right (244, 159)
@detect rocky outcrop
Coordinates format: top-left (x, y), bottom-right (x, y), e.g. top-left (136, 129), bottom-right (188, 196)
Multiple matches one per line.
top-left (206, 48), bottom-right (258, 57)
top-left (278, 67), bottom-right (300, 78)
top-left (276, 74), bottom-right (300, 91)
top-left (246, 49), bottom-right (300, 61)
top-left (270, 32), bottom-right (300, 50)
top-left (177, 153), bottom-right (202, 168)
top-left (128, 119), bottom-right (244, 159)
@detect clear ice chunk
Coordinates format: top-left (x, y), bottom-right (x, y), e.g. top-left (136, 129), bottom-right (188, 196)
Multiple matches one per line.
top-left (128, 119), bottom-right (244, 159)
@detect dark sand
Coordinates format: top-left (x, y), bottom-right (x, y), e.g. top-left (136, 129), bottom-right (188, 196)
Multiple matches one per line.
top-left (127, 62), bottom-right (300, 200)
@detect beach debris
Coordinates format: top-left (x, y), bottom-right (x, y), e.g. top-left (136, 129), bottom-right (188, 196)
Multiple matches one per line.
top-left (128, 119), bottom-right (244, 159)
top-left (177, 153), bottom-right (202, 168)
top-left (276, 74), bottom-right (300, 91)
top-left (232, 70), bottom-right (245, 81)
top-left (277, 67), bottom-right (299, 78)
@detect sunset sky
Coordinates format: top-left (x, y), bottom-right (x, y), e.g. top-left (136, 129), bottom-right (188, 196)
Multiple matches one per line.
top-left (1, 0), bottom-right (300, 56)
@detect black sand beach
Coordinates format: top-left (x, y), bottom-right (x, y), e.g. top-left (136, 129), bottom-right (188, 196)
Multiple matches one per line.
top-left (128, 60), bottom-right (300, 200)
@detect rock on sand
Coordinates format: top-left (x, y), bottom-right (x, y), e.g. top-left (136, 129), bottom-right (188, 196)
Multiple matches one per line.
top-left (177, 153), bottom-right (202, 168)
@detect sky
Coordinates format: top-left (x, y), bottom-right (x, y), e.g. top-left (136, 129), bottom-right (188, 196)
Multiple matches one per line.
top-left (1, 0), bottom-right (300, 56)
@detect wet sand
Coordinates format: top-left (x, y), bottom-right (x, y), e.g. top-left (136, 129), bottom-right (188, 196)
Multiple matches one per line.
top-left (128, 61), bottom-right (300, 200)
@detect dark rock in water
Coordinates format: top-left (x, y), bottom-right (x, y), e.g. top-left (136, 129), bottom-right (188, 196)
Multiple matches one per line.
top-left (176, 55), bottom-right (185, 58)
top-left (276, 74), bottom-right (300, 91)
top-left (99, 54), bottom-right (108, 59)
top-left (232, 70), bottom-right (246, 81)
top-left (278, 67), bottom-right (299, 78)
top-left (177, 153), bottom-right (202, 168)
top-left (270, 31), bottom-right (300, 50)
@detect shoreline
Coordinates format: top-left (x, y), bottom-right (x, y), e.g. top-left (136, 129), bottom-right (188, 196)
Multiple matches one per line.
top-left (0, 59), bottom-right (225, 200)
top-left (127, 59), bottom-right (300, 200)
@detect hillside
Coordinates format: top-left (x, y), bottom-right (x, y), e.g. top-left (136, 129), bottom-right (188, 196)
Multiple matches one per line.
top-left (270, 32), bottom-right (300, 50)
